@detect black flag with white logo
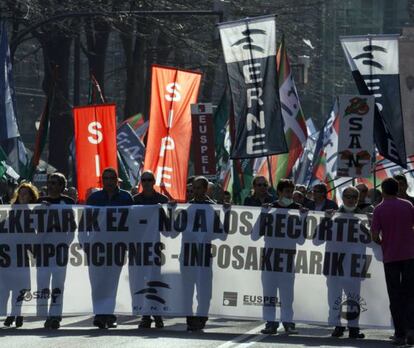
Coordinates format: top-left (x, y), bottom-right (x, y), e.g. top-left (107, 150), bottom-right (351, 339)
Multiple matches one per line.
top-left (340, 35), bottom-right (407, 167)
top-left (218, 15), bottom-right (288, 159)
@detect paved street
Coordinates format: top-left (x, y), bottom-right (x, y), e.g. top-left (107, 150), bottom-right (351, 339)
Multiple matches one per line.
top-left (0, 316), bottom-right (396, 348)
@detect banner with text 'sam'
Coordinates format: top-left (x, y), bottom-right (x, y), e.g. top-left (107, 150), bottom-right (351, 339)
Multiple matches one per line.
top-left (337, 95), bottom-right (375, 178)
top-left (73, 104), bottom-right (117, 202)
top-left (218, 15), bottom-right (288, 159)
top-left (340, 35), bottom-right (407, 168)
top-left (144, 65), bottom-right (201, 202)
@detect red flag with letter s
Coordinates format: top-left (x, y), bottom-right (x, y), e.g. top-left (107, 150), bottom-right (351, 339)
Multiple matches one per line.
top-left (73, 104), bottom-right (117, 202)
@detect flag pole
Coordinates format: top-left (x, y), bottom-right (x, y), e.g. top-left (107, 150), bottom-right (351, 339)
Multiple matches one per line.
top-left (266, 155), bottom-right (274, 188)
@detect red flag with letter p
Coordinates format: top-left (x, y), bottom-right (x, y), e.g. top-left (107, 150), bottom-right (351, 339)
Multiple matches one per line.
top-left (144, 65), bottom-right (201, 201)
top-left (73, 104), bottom-right (117, 202)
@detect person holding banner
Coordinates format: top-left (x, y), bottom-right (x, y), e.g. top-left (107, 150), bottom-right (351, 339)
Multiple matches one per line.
top-left (132, 170), bottom-right (168, 329)
top-left (86, 167), bottom-right (133, 329)
top-left (305, 183), bottom-right (338, 212)
top-left (260, 179), bottom-right (301, 335)
top-left (1, 182), bottom-right (39, 328)
top-left (36, 173), bottom-right (75, 329)
top-left (185, 176), bottom-right (216, 332)
top-left (244, 176), bottom-right (273, 206)
top-left (330, 186), bottom-right (365, 339)
top-left (371, 178), bottom-right (414, 346)
top-left (356, 183), bottom-right (374, 213)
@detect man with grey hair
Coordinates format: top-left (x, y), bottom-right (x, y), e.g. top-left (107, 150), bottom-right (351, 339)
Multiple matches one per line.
top-left (331, 186), bottom-right (365, 339)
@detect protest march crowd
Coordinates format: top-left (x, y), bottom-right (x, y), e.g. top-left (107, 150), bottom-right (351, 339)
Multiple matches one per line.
top-left (2, 8), bottom-right (414, 346)
top-left (0, 167), bottom-right (413, 346)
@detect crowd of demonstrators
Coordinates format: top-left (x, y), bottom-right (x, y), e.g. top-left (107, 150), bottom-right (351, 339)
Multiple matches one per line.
top-left (1, 169), bottom-right (414, 340)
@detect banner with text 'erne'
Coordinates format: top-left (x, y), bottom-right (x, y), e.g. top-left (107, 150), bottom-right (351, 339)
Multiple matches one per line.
top-left (219, 15), bottom-right (288, 159)
top-left (0, 205), bottom-right (391, 328)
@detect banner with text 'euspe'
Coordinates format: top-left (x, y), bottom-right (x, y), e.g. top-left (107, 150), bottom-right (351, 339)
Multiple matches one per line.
top-left (191, 103), bottom-right (216, 179)
top-left (144, 65), bottom-right (201, 201)
top-left (73, 104), bottom-right (117, 202)
top-left (0, 204), bottom-right (391, 329)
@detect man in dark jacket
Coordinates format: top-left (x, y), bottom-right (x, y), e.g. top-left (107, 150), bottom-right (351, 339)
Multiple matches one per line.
top-left (37, 172), bottom-right (75, 329)
top-left (305, 183), bottom-right (338, 211)
top-left (186, 176), bottom-right (215, 332)
top-left (244, 176), bottom-right (273, 206)
top-left (261, 179), bottom-right (299, 335)
top-left (133, 170), bottom-right (168, 329)
top-left (86, 167), bottom-right (133, 329)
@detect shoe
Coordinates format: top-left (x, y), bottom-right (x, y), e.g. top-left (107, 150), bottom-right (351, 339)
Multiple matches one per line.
top-left (107, 321), bottom-right (117, 329)
top-left (187, 326), bottom-right (203, 333)
top-left (349, 331), bottom-right (365, 339)
top-left (49, 317), bottom-right (60, 329)
top-left (331, 326), bottom-right (345, 337)
top-left (93, 315), bottom-right (107, 329)
top-left (15, 316), bottom-right (23, 328)
top-left (4, 316), bottom-right (14, 327)
top-left (44, 318), bottom-right (52, 329)
top-left (406, 331), bottom-right (414, 345)
top-left (139, 316), bottom-right (152, 329)
top-left (154, 316), bottom-right (164, 329)
top-left (261, 323), bottom-right (278, 335)
top-left (107, 315), bottom-right (117, 329)
top-left (284, 325), bottom-right (298, 334)
top-left (392, 337), bottom-right (406, 346)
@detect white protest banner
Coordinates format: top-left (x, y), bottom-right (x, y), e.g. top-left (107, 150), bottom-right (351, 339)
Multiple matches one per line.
top-left (0, 204), bottom-right (391, 328)
top-left (337, 95), bottom-right (375, 178)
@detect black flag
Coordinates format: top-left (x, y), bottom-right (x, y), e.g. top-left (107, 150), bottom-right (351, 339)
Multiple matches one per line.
top-left (340, 35), bottom-right (407, 167)
top-left (218, 15), bottom-right (288, 159)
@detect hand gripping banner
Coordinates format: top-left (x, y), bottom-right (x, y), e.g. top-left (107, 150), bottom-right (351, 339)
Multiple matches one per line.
top-left (218, 15), bottom-right (288, 159)
top-left (73, 104), bottom-right (117, 202)
top-left (144, 65), bottom-right (202, 201)
top-left (340, 35), bottom-right (407, 167)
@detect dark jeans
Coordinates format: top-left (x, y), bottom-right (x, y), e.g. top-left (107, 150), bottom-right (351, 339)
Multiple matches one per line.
top-left (384, 259), bottom-right (414, 338)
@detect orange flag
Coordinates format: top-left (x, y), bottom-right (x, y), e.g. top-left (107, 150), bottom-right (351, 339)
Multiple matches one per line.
top-left (144, 65), bottom-right (201, 201)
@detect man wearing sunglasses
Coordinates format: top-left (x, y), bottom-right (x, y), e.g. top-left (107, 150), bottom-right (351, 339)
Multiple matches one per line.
top-left (244, 176), bottom-right (273, 206)
top-left (132, 170), bottom-right (168, 329)
top-left (305, 183), bottom-right (338, 212)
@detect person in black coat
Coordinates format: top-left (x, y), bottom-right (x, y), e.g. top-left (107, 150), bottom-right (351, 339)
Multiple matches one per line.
top-left (305, 183), bottom-right (338, 211)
